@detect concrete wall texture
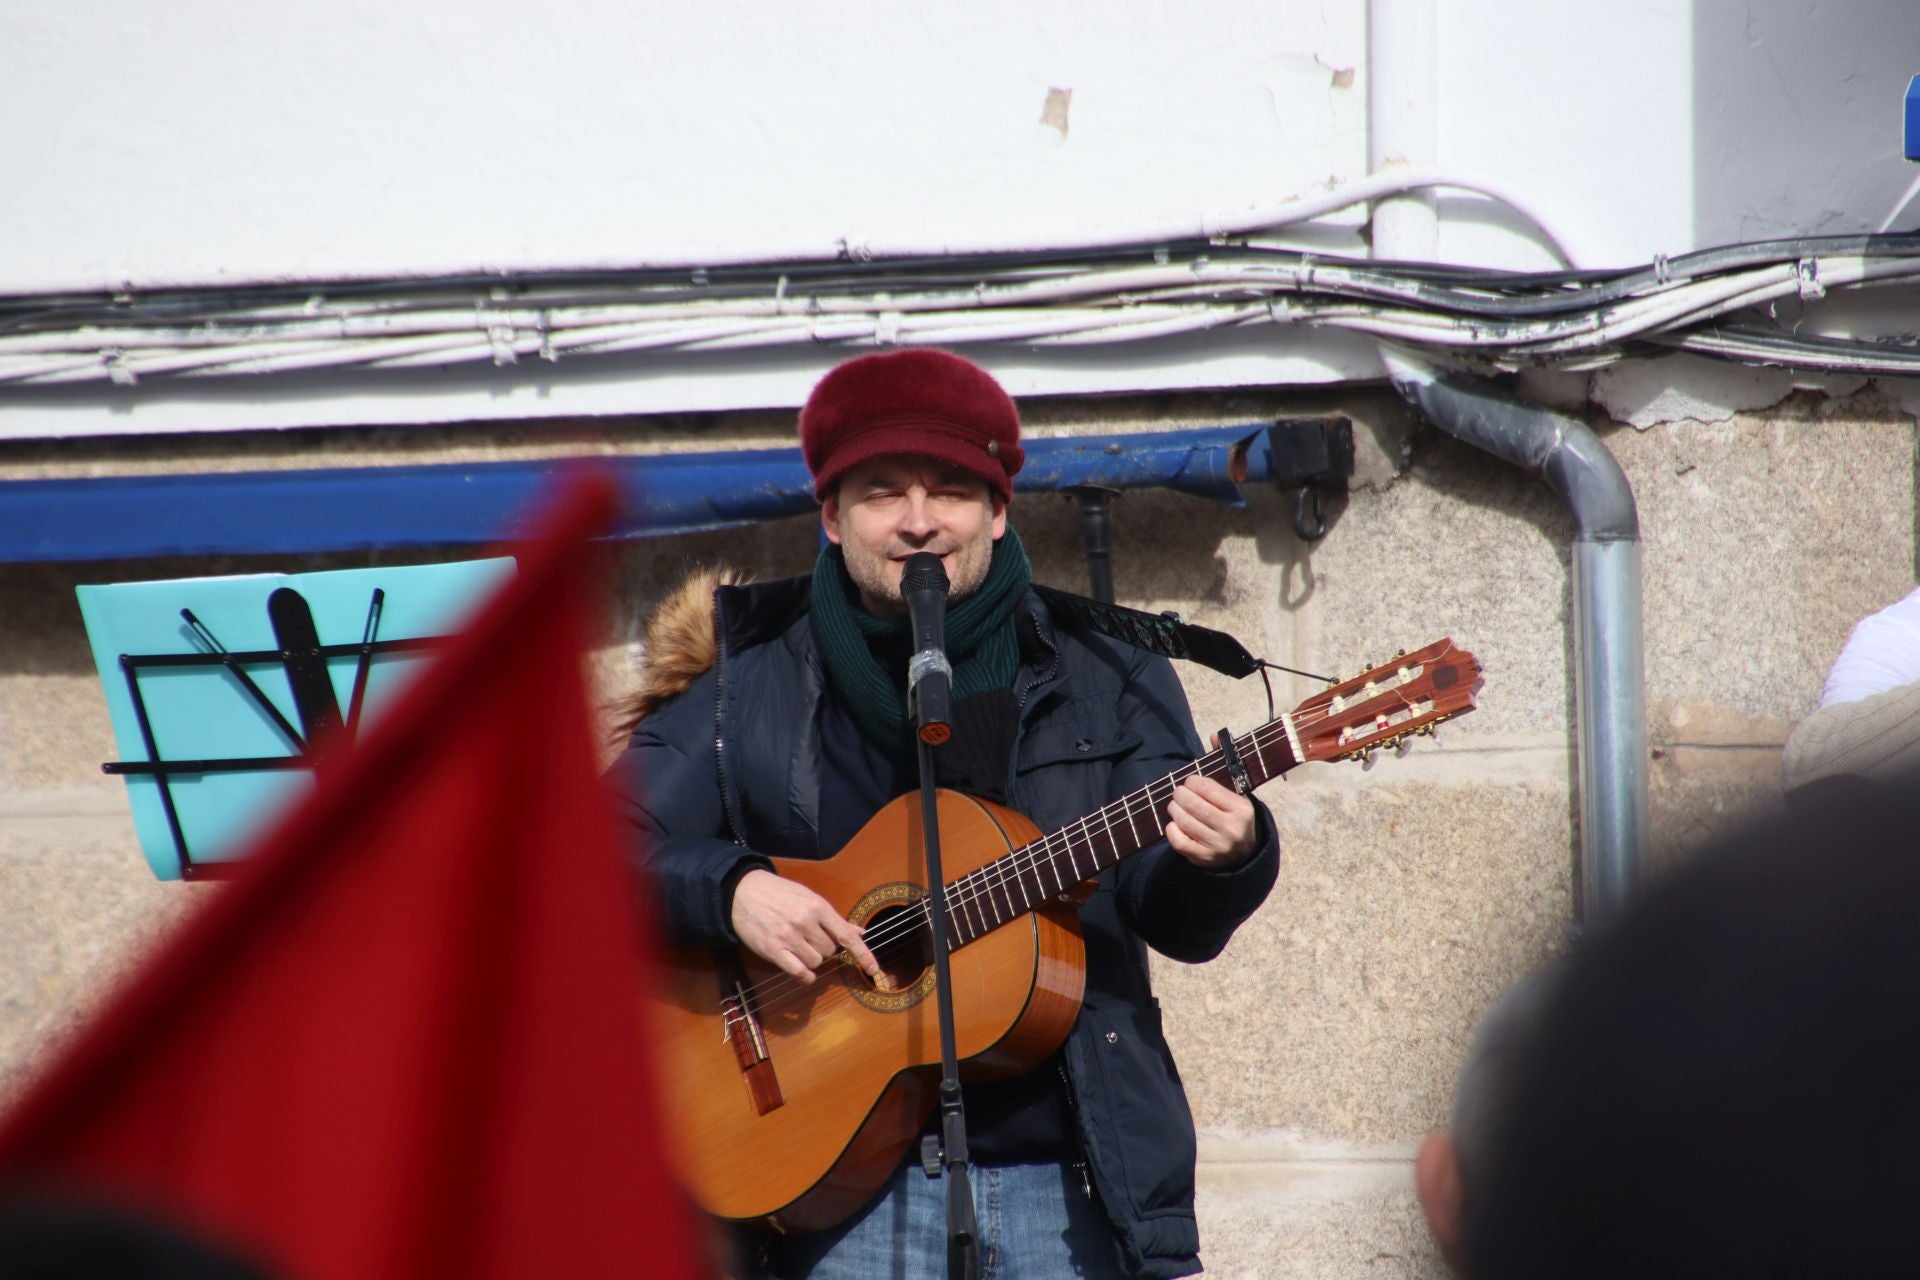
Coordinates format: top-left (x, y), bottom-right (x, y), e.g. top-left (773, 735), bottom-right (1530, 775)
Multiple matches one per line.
top-left (3, 382), bottom-right (1914, 1276)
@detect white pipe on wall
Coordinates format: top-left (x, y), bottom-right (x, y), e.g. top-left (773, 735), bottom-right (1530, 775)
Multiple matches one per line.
top-left (1366, 0), bottom-right (1439, 262)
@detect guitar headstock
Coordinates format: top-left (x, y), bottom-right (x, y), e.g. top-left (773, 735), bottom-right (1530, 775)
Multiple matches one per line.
top-left (1289, 638), bottom-right (1482, 765)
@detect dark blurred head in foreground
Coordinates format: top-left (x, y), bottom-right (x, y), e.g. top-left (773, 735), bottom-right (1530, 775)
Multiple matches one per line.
top-left (1418, 776), bottom-right (1920, 1279)
top-left (0, 1191), bottom-right (273, 1278)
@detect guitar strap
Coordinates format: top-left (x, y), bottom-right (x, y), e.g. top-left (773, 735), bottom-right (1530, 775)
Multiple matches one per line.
top-left (1031, 585), bottom-right (1262, 679)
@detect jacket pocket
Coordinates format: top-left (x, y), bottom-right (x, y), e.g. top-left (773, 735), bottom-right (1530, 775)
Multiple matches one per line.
top-left (1015, 704), bottom-right (1142, 773)
top-left (1069, 1000), bottom-right (1199, 1222)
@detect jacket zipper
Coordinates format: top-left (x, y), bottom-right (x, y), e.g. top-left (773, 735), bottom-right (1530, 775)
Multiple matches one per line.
top-left (1015, 602), bottom-right (1062, 715)
top-left (1057, 1060), bottom-right (1094, 1201)
top-left (1034, 604), bottom-right (1090, 1203)
top-left (1004, 602), bottom-right (1065, 805)
top-left (712, 594), bottom-right (747, 847)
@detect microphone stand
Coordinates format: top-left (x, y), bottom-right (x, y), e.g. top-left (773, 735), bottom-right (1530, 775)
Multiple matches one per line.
top-left (902, 555), bottom-right (979, 1280)
top-left (916, 731), bottom-right (980, 1280)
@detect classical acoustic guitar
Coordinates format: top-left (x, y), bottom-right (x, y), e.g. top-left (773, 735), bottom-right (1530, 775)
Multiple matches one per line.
top-left (646, 637), bottom-right (1482, 1231)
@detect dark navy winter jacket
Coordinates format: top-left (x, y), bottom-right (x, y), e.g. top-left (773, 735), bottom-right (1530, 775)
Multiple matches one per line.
top-left (609, 575), bottom-right (1279, 1279)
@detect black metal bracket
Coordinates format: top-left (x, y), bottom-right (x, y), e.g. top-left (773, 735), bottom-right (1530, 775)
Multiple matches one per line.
top-left (1266, 418), bottom-right (1355, 542)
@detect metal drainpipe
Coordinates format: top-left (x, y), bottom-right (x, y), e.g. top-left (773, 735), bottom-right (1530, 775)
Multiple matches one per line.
top-left (1367, 0), bottom-right (1645, 926)
top-left (1382, 352), bottom-right (1649, 927)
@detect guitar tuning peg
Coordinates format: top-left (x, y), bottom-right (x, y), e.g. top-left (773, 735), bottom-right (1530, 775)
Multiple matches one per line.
top-left (1395, 736), bottom-right (1414, 758)
top-left (1361, 748), bottom-right (1380, 772)
top-left (1430, 725), bottom-right (1444, 749)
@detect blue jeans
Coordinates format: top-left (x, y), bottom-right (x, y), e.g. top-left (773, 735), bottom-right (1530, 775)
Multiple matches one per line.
top-left (763, 1159), bottom-right (1127, 1280)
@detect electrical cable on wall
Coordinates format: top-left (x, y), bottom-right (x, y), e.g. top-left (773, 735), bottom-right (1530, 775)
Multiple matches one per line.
top-left (2, 232), bottom-right (1917, 388)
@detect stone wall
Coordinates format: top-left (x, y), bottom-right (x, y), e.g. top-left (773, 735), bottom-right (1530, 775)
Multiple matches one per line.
top-left (0, 382), bottom-right (1912, 1276)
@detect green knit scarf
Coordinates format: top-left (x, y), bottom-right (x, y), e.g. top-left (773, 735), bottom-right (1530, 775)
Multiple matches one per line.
top-left (810, 528), bottom-right (1032, 761)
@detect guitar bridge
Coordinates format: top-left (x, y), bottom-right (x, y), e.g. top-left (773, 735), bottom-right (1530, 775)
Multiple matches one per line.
top-left (724, 980), bottom-right (784, 1116)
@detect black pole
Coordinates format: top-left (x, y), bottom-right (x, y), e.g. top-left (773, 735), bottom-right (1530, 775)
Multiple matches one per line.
top-left (915, 734), bottom-right (980, 1280)
top-left (901, 550), bottom-right (978, 1280)
top-left (1069, 487), bottom-right (1118, 603)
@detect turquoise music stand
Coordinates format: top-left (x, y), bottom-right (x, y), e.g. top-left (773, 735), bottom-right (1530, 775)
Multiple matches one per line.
top-left (77, 558), bottom-right (516, 880)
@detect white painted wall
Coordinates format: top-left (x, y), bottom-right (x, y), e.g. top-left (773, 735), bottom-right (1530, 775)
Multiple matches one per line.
top-left (1435, 0), bottom-right (1920, 267)
top-left (1434, 0), bottom-right (1696, 269)
top-left (1690, 1), bottom-right (1920, 244)
top-left (1, 0), bottom-right (1368, 291)
top-left (2, 1), bottom-right (1916, 437)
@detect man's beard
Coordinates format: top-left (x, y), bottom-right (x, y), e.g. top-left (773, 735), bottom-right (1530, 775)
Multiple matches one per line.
top-left (843, 537), bottom-right (994, 612)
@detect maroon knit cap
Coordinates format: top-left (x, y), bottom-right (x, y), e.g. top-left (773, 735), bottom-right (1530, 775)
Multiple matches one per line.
top-left (799, 349), bottom-right (1024, 504)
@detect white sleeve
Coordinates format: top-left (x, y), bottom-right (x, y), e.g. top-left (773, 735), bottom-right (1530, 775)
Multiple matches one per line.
top-left (1819, 587), bottom-right (1920, 709)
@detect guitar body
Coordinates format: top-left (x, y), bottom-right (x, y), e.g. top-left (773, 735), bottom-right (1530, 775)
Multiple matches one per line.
top-left (647, 789), bottom-right (1088, 1231)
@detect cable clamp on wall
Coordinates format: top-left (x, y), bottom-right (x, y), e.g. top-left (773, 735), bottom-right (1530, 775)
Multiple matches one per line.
top-left (536, 309), bottom-right (557, 363)
top-left (103, 347), bottom-right (137, 387)
top-left (486, 314), bottom-right (519, 366)
top-left (1796, 257), bottom-right (1827, 301)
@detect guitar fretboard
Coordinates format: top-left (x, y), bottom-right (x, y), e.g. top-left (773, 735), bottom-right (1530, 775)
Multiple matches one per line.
top-left (934, 715), bottom-right (1301, 950)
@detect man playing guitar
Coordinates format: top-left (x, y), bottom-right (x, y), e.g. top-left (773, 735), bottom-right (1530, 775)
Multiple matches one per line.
top-left (610, 348), bottom-right (1279, 1279)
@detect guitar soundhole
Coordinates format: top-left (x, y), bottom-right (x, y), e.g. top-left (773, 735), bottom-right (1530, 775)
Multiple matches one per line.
top-left (861, 902), bottom-right (934, 994)
top-left (844, 884), bottom-right (940, 1013)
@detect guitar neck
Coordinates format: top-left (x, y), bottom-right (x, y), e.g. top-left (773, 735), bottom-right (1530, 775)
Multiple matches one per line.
top-left (932, 636), bottom-right (1481, 952)
top-left (938, 716), bottom-right (1301, 950)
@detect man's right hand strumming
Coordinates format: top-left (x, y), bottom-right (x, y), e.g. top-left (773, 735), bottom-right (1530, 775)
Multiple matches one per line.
top-left (729, 868), bottom-right (882, 984)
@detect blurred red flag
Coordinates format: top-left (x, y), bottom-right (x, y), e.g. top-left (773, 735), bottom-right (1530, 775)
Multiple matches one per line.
top-left (0, 473), bottom-right (708, 1278)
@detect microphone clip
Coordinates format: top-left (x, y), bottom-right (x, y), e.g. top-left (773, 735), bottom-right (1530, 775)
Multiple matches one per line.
top-left (909, 650), bottom-right (954, 744)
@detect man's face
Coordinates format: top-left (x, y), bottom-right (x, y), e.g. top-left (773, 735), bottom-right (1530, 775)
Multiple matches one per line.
top-left (822, 455), bottom-right (1007, 618)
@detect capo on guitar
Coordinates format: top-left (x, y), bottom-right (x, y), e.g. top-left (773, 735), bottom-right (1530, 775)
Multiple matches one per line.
top-left (1217, 728), bottom-right (1252, 796)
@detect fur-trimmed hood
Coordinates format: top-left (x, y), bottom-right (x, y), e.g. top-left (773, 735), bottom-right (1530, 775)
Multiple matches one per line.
top-left (616, 568), bottom-right (738, 730)
top-left (617, 568), bottom-right (830, 737)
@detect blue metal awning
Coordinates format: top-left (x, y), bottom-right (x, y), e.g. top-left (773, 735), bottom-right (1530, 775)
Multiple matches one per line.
top-left (1, 423), bottom-right (1336, 562)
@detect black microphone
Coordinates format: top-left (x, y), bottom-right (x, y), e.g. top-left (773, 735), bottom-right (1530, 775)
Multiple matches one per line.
top-left (901, 552), bottom-right (953, 745)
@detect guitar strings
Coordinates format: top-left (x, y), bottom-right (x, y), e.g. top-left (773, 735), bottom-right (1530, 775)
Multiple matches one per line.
top-left (719, 731), bottom-right (1271, 1032)
top-left (718, 669), bottom-right (1452, 1032)
top-left (867, 658), bottom-right (1448, 958)
top-left (719, 657), bottom-right (1456, 1032)
top-left (720, 675), bottom-right (1444, 1033)
top-left (950, 658), bottom-right (1434, 913)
